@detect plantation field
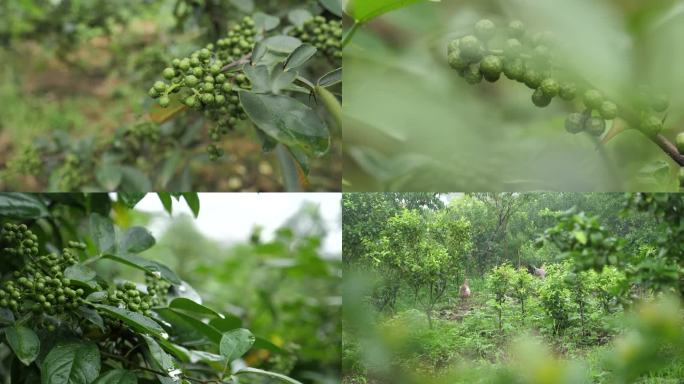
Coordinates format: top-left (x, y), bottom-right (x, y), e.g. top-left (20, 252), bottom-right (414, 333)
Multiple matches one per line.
top-left (342, 193), bottom-right (684, 383)
top-left (0, 0), bottom-right (342, 192)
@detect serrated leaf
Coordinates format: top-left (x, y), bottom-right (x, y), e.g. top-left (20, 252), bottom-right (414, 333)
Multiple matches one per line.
top-left (5, 325), bottom-right (40, 366)
top-left (155, 308), bottom-right (221, 345)
top-left (319, 0), bottom-right (342, 16)
top-left (239, 91), bottom-right (330, 157)
top-left (65, 265), bottom-right (97, 283)
top-left (181, 193), bottom-right (200, 218)
top-left (118, 193), bottom-right (146, 209)
top-left (141, 335), bottom-right (177, 375)
top-left (288, 9), bottom-right (313, 27)
top-left (317, 67), bottom-right (341, 88)
top-left (93, 305), bottom-right (165, 338)
top-left (219, 328), bottom-right (255, 363)
top-left (102, 254), bottom-right (180, 284)
top-left (95, 165), bottom-right (122, 191)
top-left (285, 44), bottom-right (317, 71)
top-left (90, 213), bottom-right (116, 253)
top-left (119, 227), bottom-right (156, 254)
top-left (157, 193), bottom-right (173, 215)
top-left (42, 341), bottom-right (101, 384)
top-left (253, 12), bottom-right (280, 31)
top-left (0, 193), bottom-right (49, 219)
top-left (85, 292), bottom-right (108, 303)
top-left (169, 298), bottom-right (221, 318)
top-left (78, 306), bottom-right (105, 331)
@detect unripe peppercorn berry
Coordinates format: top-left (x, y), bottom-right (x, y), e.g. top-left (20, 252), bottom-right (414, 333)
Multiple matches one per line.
top-left (504, 38), bottom-right (523, 57)
top-left (523, 69), bottom-right (542, 89)
top-left (559, 83), bottom-right (577, 101)
top-left (565, 113), bottom-right (585, 134)
top-left (532, 88), bottom-right (552, 107)
top-left (159, 96), bottom-right (170, 108)
top-left (459, 35), bottom-right (482, 62)
top-left (540, 78), bottom-right (559, 97)
top-left (475, 19), bottom-right (496, 41)
top-left (448, 50), bottom-right (468, 71)
top-left (480, 55), bottom-right (503, 82)
top-left (586, 117), bottom-right (606, 136)
top-left (508, 20), bottom-right (525, 37)
top-left (640, 115), bottom-right (663, 136)
top-left (503, 59), bottom-right (525, 81)
top-left (153, 81), bottom-right (167, 92)
top-left (162, 68), bottom-right (175, 80)
top-left (599, 101), bottom-right (618, 120)
top-left (185, 75), bottom-right (199, 86)
top-left (583, 90), bottom-right (603, 110)
top-left (651, 94), bottom-right (669, 112)
top-left (464, 63), bottom-right (483, 84)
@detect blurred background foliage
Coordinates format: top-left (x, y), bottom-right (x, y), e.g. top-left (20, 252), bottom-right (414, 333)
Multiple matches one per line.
top-left (0, 0), bottom-right (341, 192)
top-left (104, 196), bottom-right (341, 383)
top-left (343, 0), bottom-right (684, 191)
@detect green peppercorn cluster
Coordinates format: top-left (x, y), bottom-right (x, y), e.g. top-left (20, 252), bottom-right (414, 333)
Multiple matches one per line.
top-left (145, 273), bottom-right (171, 307)
top-left (148, 17), bottom-right (256, 160)
top-left (0, 224), bottom-right (85, 318)
top-left (290, 16), bottom-right (342, 64)
top-left (447, 19), bottom-right (668, 139)
top-left (54, 153), bottom-right (89, 191)
top-left (106, 281), bottom-right (154, 317)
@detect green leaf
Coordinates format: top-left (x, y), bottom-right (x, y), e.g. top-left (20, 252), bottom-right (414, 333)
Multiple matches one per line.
top-left (90, 213), bottom-right (116, 253)
top-left (234, 367), bottom-right (303, 384)
top-left (318, 67), bottom-right (342, 88)
top-left (157, 193), bottom-right (173, 215)
top-left (102, 254), bottom-right (181, 284)
top-left (209, 316), bottom-right (243, 332)
top-left (93, 370), bottom-right (137, 384)
top-left (219, 328), bottom-right (255, 363)
top-left (288, 9), bottom-right (313, 27)
top-left (155, 308), bottom-right (222, 345)
top-left (85, 292), bottom-right (108, 303)
top-left (181, 193), bottom-right (200, 218)
top-left (168, 298), bottom-right (222, 318)
top-left (261, 36), bottom-right (303, 53)
top-left (239, 91), bottom-right (330, 157)
top-left (65, 265), bottom-right (97, 283)
top-left (347, 0), bottom-right (433, 22)
top-left (119, 167), bottom-right (152, 192)
top-left (93, 304), bottom-right (166, 338)
top-left (42, 341), bottom-right (101, 384)
top-left (271, 68), bottom-right (298, 94)
top-left (244, 65), bottom-right (272, 93)
top-left (117, 193), bottom-right (146, 209)
top-left (95, 165), bottom-right (122, 191)
top-left (158, 152), bottom-right (183, 189)
top-left (78, 306), bottom-right (105, 331)
top-left (5, 325), bottom-right (40, 366)
top-left (319, 0), bottom-right (342, 16)
top-left (140, 335), bottom-right (177, 375)
top-left (0, 193), bottom-right (49, 219)
top-left (574, 231), bottom-right (588, 245)
top-left (119, 227), bottom-right (156, 254)
top-left (285, 44), bottom-right (317, 71)
top-left (253, 12), bottom-right (280, 31)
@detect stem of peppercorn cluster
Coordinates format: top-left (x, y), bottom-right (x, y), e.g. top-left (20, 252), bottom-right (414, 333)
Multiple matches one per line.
top-left (653, 134), bottom-right (684, 166)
